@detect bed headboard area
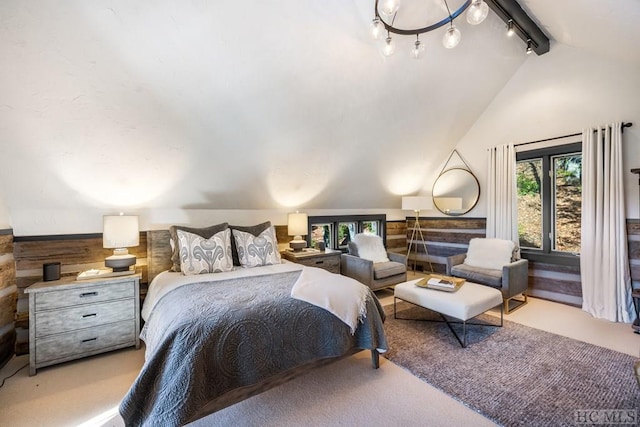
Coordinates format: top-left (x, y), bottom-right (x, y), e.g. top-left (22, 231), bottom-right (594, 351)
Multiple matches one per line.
top-left (147, 230), bottom-right (173, 282)
top-left (146, 225), bottom-right (291, 283)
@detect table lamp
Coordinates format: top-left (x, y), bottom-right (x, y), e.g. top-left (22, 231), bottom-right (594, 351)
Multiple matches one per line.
top-left (288, 211), bottom-right (308, 252)
top-left (103, 214), bottom-right (139, 273)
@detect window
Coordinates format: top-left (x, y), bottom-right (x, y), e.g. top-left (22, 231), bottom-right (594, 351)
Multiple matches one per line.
top-left (337, 222), bottom-right (357, 250)
top-left (516, 142), bottom-right (581, 260)
top-left (308, 215), bottom-right (386, 251)
top-left (310, 223), bottom-right (333, 250)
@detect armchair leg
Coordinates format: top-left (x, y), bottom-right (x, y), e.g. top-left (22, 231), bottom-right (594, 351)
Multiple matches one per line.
top-left (504, 293), bottom-right (528, 314)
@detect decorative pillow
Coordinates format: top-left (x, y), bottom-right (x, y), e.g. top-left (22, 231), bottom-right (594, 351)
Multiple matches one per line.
top-left (463, 238), bottom-right (515, 271)
top-left (177, 228), bottom-right (233, 275)
top-left (232, 225), bottom-right (281, 268)
top-left (353, 233), bottom-right (389, 263)
top-left (168, 223), bottom-right (229, 272)
top-left (229, 221), bottom-right (272, 266)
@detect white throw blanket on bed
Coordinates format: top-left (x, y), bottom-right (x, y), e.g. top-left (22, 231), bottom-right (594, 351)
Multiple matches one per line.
top-left (291, 266), bottom-right (370, 334)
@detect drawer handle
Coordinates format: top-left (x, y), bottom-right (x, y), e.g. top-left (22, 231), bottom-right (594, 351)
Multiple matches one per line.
top-left (315, 261), bottom-right (324, 265)
top-left (81, 337), bottom-right (97, 343)
top-left (80, 292), bottom-right (98, 298)
top-left (82, 313), bottom-right (97, 318)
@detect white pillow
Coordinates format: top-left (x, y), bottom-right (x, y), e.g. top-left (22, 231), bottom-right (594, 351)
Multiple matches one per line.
top-left (232, 225), bottom-right (282, 268)
top-left (463, 238), bottom-right (515, 271)
top-left (177, 228), bottom-right (234, 275)
top-left (354, 233), bottom-right (389, 263)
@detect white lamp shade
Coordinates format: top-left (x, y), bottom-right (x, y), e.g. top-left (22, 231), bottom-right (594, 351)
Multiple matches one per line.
top-left (401, 196), bottom-right (433, 211)
top-left (287, 212), bottom-right (308, 237)
top-left (103, 215), bottom-right (139, 249)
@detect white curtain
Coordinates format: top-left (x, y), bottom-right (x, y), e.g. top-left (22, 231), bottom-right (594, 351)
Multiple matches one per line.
top-left (580, 122), bottom-right (634, 322)
top-left (486, 144), bottom-right (519, 243)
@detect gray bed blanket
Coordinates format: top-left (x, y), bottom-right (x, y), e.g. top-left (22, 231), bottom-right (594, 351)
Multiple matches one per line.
top-left (119, 270), bottom-right (387, 426)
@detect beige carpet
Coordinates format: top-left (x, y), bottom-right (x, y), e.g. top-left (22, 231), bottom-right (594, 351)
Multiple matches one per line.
top-left (0, 349), bottom-right (494, 427)
top-left (1, 295), bottom-right (638, 426)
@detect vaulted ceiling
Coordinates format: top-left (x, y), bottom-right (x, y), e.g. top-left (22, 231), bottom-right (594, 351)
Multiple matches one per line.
top-left (0, 1), bottom-right (638, 222)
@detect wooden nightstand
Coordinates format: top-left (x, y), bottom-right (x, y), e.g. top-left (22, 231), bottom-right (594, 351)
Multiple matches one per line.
top-left (25, 273), bottom-right (141, 375)
top-left (282, 249), bottom-right (341, 274)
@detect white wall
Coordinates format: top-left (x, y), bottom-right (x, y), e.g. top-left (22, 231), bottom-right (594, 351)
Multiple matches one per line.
top-left (9, 207), bottom-right (408, 236)
top-left (453, 43), bottom-right (640, 218)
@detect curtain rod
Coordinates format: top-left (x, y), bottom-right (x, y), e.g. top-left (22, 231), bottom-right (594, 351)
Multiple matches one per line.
top-left (514, 122), bottom-right (633, 147)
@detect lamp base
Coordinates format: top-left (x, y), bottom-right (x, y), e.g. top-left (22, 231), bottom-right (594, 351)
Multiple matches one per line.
top-left (289, 239), bottom-right (307, 252)
top-left (105, 254), bottom-right (136, 272)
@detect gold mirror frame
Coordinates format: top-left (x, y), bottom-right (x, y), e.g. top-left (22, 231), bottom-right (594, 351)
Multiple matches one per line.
top-left (432, 150), bottom-right (480, 216)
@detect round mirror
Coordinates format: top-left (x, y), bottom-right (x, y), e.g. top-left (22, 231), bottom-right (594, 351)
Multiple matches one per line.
top-left (432, 168), bottom-right (480, 216)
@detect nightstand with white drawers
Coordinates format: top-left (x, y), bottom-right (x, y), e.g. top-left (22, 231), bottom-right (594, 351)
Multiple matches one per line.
top-left (25, 273), bottom-right (141, 375)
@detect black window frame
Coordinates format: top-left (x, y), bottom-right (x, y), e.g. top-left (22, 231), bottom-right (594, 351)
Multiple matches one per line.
top-left (307, 214), bottom-right (386, 252)
top-left (516, 141), bottom-right (582, 267)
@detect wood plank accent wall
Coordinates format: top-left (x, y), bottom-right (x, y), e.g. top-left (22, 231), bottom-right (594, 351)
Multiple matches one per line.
top-left (0, 230), bottom-right (16, 367)
top-left (386, 220), bottom-right (407, 254)
top-left (12, 233), bottom-right (148, 355)
top-left (406, 217), bottom-right (486, 274)
top-left (526, 261), bottom-right (581, 306)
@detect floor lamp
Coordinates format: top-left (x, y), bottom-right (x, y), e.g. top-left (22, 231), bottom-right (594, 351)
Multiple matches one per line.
top-left (402, 196), bottom-right (434, 274)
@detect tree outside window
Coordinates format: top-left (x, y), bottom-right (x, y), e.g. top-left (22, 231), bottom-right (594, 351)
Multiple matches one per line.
top-left (308, 215), bottom-right (386, 251)
top-left (516, 143), bottom-right (581, 256)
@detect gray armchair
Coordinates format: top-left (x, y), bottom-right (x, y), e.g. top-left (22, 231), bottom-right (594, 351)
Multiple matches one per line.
top-left (341, 240), bottom-right (407, 291)
top-left (445, 238), bottom-right (528, 314)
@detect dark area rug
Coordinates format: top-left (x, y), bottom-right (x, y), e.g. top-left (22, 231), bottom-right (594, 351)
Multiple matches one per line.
top-left (383, 301), bottom-right (640, 427)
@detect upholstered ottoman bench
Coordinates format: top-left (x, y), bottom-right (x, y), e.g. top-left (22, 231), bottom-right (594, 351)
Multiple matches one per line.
top-left (394, 279), bottom-right (503, 347)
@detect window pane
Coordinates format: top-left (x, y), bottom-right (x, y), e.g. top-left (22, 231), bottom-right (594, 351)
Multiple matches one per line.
top-left (337, 222), bottom-right (357, 249)
top-left (517, 159), bottom-right (543, 249)
top-left (553, 153), bottom-right (581, 253)
top-left (311, 224), bottom-right (332, 249)
top-left (361, 221), bottom-right (379, 235)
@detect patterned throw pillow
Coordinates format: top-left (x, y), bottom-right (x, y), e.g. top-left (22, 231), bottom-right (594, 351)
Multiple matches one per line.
top-left (229, 221), bottom-right (272, 266)
top-left (177, 228), bottom-right (233, 275)
top-left (232, 225), bottom-right (282, 268)
top-left (168, 223), bottom-right (229, 272)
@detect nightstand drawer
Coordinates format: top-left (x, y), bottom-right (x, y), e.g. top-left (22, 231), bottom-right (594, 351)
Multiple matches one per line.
top-left (35, 320), bottom-right (136, 364)
top-left (35, 282), bottom-right (134, 311)
top-left (35, 299), bottom-right (135, 337)
top-left (299, 256), bottom-right (340, 273)
top-left (282, 250), bottom-right (342, 274)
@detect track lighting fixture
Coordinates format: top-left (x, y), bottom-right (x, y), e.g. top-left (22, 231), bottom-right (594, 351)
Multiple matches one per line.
top-left (370, 0), bottom-right (545, 59)
top-left (506, 19), bottom-right (515, 37)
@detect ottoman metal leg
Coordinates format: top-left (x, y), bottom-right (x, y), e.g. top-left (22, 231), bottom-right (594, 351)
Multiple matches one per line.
top-left (395, 297), bottom-right (504, 348)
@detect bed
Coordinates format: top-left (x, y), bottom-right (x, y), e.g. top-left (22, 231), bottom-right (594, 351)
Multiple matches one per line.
top-left (119, 225), bottom-right (388, 426)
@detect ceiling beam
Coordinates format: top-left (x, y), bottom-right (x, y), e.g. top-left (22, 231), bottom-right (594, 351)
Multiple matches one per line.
top-left (485, 0), bottom-right (550, 55)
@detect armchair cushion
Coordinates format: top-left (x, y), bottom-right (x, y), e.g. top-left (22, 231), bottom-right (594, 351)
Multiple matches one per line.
top-left (464, 238), bottom-right (515, 271)
top-left (352, 234), bottom-right (389, 263)
top-left (450, 263), bottom-right (502, 288)
top-left (373, 261), bottom-right (406, 280)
